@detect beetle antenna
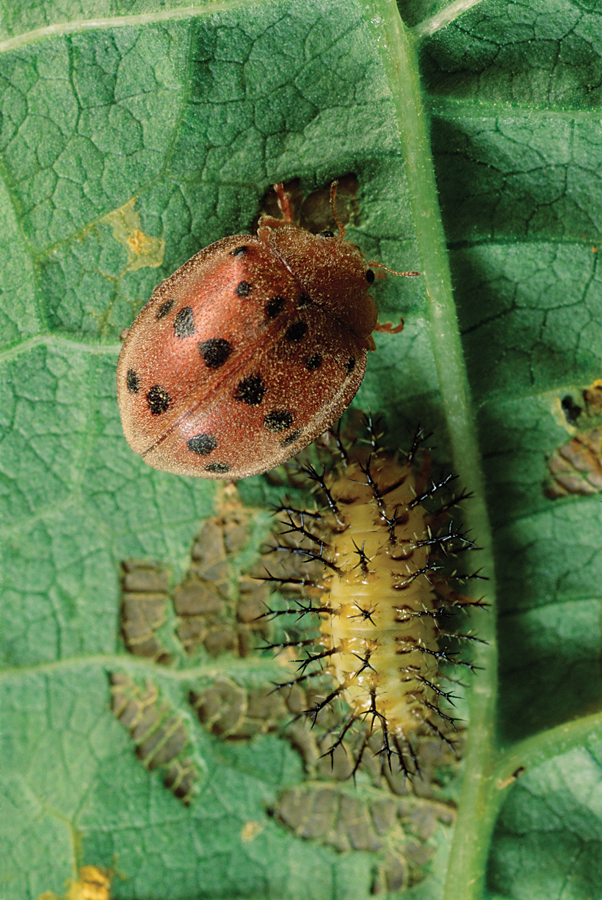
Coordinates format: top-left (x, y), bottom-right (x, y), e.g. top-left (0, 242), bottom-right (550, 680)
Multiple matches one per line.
top-left (330, 181), bottom-right (346, 238)
top-left (367, 260), bottom-right (421, 278)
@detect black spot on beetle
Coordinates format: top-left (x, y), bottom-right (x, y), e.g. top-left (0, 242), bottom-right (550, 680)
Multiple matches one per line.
top-left (174, 306), bottom-right (195, 338)
top-left (187, 433), bottom-right (218, 456)
top-left (126, 369), bottom-right (139, 393)
top-left (366, 269), bottom-right (375, 284)
top-left (285, 321), bottom-right (308, 342)
top-left (199, 338), bottom-right (233, 369)
top-left (346, 357), bottom-right (356, 374)
top-left (297, 293), bottom-right (312, 308)
top-left (156, 299), bottom-right (175, 319)
top-left (235, 281), bottom-right (252, 297)
top-left (280, 429), bottom-right (303, 447)
top-left (146, 385), bottom-right (171, 415)
top-left (305, 354), bottom-right (322, 371)
top-left (266, 295), bottom-right (286, 319)
top-left (264, 410), bottom-right (294, 432)
top-left (234, 374), bottom-right (266, 406)
top-left (230, 246), bottom-right (248, 257)
top-left (205, 462), bottom-right (230, 474)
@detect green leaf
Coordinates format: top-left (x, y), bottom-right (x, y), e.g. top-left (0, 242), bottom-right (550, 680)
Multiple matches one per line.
top-left (2, 1), bottom-right (602, 899)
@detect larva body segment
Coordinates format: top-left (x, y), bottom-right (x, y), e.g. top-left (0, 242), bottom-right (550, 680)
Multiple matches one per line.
top-left (263, 418), bottom-right (483, 776)
top-left (322, 454), bottom-right (440, 739)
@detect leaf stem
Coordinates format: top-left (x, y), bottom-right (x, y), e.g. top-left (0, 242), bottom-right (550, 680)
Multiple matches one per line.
top-left (362, 4), bottom-right (498, 897)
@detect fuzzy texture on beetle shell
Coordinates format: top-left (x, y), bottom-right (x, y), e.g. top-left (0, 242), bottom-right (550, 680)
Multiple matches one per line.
top-left (116, 182), bottom-right (415, 480)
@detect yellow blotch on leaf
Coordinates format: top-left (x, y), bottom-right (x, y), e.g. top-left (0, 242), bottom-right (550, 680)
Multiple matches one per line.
top-left (103, 198), bottom-right (165, 272)
top-left (39, 866), bottom-right (112, 900)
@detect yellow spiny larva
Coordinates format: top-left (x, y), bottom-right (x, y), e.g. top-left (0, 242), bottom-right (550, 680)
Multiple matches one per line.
top-left (262, 416), bottom-right (484, 777)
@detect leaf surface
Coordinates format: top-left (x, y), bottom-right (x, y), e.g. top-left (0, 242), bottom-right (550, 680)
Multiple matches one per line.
top-left (2, 1), bottom-right (602, 899)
